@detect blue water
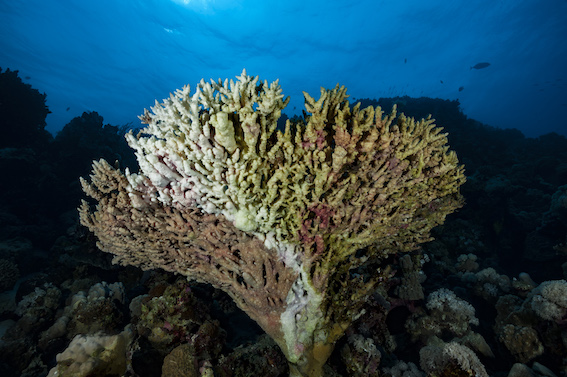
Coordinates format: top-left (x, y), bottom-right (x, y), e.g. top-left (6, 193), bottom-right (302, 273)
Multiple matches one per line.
top-left (1, 0), bottom-right (566, 137)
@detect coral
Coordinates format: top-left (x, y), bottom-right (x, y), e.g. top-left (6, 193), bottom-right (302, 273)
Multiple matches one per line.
top-left (419, 342), bottom-right (488, 377)
top-left (529, 280), bottom-right (567, 322)
top-left (493, 294), bottom-right (545, 363)
top-left (216, 334), bottom-right (288, 377)
top-left (134, 277), bottom-right (226, 369)
top-left (340, 333), bottom-right (381, 376)
top-left (161, 343), bottom-right (200, 377)
top-left (14, 283), bottom-right (61, 334)
top-left (462, 267), bottom-right (511, 301)
top-left (0, 283), bottom-right (61, 376)
top-left (407, 288), bottom-right (478, 342)
top-left (86, 281), bottom-right (126, 303)
top-left (498, 324), bottom-right (544, 363)
top-left (382, 361), bottom-right (424, 377)
top-left (348, 292), bottom-right (396, 354)
top-left (137, 280), bottom-right (212, 349)
top-left (511, 272), bottom-right (537, 295)
top-left (39, 315), bottom-right (70, 349)
top-left (79, 70), bottom-right (465, 376)
top-left (38, 281), bottom-right (126, 348)
top-left (393, 254), bottom-right (425, 301)
top-left (458, 332), bottom-right (494, 358)
top-left (46, 327), bottom-right (134, 377)
top-left (454, 253), bottom-right (479, 273)
top-left (51, 111), bottom-right (137, 210)
top-left (506, 363), bottom-right (534, 377)
top-left (507, 362), bottom-right (562, 377)
top-left (67, 281), bottom-right (126, 336)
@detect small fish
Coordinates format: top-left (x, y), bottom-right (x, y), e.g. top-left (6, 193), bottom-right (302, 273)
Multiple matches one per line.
top-left (458, 86), bottom-right (464, 92)
top-left (404, 58), bottom-right (407, 64)
top-left (440, 80), bottom-right (444, 84)
top-left (66, 107), bottom-right (70, 111)
top-left (471, 62), bottom-right (491, 70)
top-left (24, 76), bottom-right (31, 80)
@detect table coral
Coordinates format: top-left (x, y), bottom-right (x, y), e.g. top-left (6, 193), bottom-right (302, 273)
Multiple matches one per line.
top-left (79, 70), bottom-right (465, 376)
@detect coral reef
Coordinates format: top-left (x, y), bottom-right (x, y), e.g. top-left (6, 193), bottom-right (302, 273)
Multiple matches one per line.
top-left (2, 67), bottom-right (566, 377)
top-left (79, 70), bottom-right (465, 376)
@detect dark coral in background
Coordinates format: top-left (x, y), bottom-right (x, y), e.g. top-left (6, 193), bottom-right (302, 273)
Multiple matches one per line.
top-left (0, 68), bottom-right (51, 149)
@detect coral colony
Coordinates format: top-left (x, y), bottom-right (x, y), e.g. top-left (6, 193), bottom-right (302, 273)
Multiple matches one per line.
top-left (79, 70), bottom-right (465, 377)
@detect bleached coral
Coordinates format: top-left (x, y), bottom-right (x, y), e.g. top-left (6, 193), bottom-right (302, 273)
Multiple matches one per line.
top-left (123, 70), bottom-right (290, 234)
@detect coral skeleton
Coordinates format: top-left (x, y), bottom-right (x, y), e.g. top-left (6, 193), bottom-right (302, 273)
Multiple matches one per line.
top-left (79, 70), bottom-right (465, 377)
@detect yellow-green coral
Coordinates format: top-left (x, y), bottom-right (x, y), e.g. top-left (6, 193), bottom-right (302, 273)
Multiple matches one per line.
top-left (79, 70), bottom-right (465, 377)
